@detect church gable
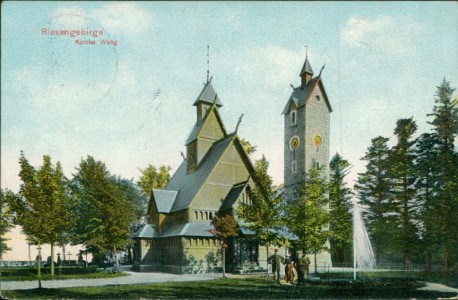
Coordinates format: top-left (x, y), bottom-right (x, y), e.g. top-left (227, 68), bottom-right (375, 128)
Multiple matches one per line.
top-left (199, 109), bottom-right (226, 141)
top-left (191, 136), bottom-right (255, 212)
top-left (305, 80), bottom-right (332, 113)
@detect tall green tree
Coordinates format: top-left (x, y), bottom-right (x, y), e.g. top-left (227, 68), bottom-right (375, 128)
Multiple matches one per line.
top-left (137, 164), bottom-right (171, 197)
top-left (286, 164), bottom-right (329, 273)
top-left (9, 153), bottom-right (73, 276)
top-left (328, 153), bottom-right (353, 266)
top-left (415, 132), bottom-right (439, 271)
top-left (424, 79), bottom-right (458, 271)
top-left (355, 136), bottom-right (396, 263)
top-left (237, 155), bottom-right (284, 273)
top-left (210, 214), bottom-right (238, 277)
top-left (390, 118), bottom-right (420, 269)
top-left (70, 156), bottom-right (137, 266)
top-left (0, 189), bottom-right (15, 256)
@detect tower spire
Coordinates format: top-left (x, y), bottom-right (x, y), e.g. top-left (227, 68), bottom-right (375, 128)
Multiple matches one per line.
top-left (300, 47), bottom-right (314, 88)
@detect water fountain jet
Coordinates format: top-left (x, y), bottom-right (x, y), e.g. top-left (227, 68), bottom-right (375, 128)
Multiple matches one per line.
top-left (352, 200), bottom-right (376, 280)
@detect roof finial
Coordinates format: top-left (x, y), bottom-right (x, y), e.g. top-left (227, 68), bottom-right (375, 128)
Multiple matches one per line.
top-left (207, 45), bottom-right (210, 84)
top-left (235, 114), bottom-right (244, 133)
top-left (319, 64), bottom-right (325, 77)
top-left (306, 45), bottom-right (308, 59)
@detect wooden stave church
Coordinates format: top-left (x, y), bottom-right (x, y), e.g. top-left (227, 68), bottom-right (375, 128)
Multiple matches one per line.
top-left (132, 54), bottom-right (333, 274)
top-left (132, 78), bottom-right (263, 274)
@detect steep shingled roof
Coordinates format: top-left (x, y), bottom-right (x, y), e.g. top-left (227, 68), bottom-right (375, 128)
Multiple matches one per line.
top-left (192, 81), bottom-right (223, 106)
top-left (185, 103), bottom-right (227, 145)
top-left (165, 134), bottom-right (237, 212)
top-left (160, 222), bottom-right (214, 238)
top-left (132, 224), bottom-right (158, 239)
top-left (282, 77), bottom-right (332, 114)
top-left (300, 56), bottom-right (314, 76)
top-left (220, 181), bottom-right (248, 211)
top-left (152, 190), bottom-right (178, 213)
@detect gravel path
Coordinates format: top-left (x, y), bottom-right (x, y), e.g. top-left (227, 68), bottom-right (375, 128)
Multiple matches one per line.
top-left (0, 272), bottom-right (221, 290)
top-left (2, 273), bottom-right (457, 296)
top-left (417, 282), bottom-right (458, 294)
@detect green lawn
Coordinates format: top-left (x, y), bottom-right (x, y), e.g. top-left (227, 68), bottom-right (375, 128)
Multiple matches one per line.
top-left (2, 276), bottom-right (457, 299)
top-left (0, 271), bottom-right (128, 281)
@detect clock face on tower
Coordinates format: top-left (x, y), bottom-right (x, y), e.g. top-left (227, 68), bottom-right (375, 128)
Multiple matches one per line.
top-left (313, 135), bottom-right (322, 147)
top-left (289, 136), bottom-right (300, 151)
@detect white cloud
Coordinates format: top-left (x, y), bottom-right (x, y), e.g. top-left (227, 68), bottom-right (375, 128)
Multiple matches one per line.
top-left (341, 16), bottom-right (420, 55)
top-left (50, 7), bottom-right (88, 28)
top-left (92, 3), bottom-right (154, 35)
top-left (49, 3), bottom-right (154, 36)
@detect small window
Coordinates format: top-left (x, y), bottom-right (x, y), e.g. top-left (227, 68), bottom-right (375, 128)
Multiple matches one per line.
top-left (292, 161), bottom-right (297, 174)
top-left (200, 211), bottom-right (203, 220)
top-left (315, 95), bottom-right (320, 101)
top-left (209, 212), bottom-right (213, 219)
top-left (205, 211), bottom-right (209, 220)
top-left (291, 110), bottom-right (297, 125)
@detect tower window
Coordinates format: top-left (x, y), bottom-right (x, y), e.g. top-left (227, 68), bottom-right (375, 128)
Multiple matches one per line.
top-left (292, 161), bottom-right (297, 174)
top-left (315, 95), bottom-right (320, 101)
top-left (291, 110), bottom-right (297, 125)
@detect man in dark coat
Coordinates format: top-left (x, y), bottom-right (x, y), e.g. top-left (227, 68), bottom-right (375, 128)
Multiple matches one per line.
top-left (294, 250), bottom-right (310, 285)
top-left (268, 249), bottom-right (284, 283)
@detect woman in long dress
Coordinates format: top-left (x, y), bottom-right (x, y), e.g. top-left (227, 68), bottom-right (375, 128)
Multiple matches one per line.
top-left (284, 255), bottom-right (295, 284)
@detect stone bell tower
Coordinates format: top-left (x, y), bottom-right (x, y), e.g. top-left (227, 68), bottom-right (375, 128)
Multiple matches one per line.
top-left (282, 54), bottom-right (332, 202)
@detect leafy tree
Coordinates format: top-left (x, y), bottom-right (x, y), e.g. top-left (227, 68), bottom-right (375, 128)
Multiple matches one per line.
top-left (113, 176), bottom-right (146, 222)
top-left (0, 189), bottom-right (15, 256)
top-left (390, 118), bottom-right (420, 269)
top-left (240, 138), bottom-right (257, 155)
top-left (423, 79), bottom-right (458, 271)
top-left (237, 155), bottom-right (284, 273)
top-left (111, 176), bottom-right (146, 262)
top-left (70, 156), bottom-right (137, 266)
top-left (328, 153), bottom-right (353, 266)
top-left (355, 136), bottom-right (396, 263)
top-left (286, 164), bottom-right (329, 273)
top-left (137, 164), bottom-right (171, 197)
top-left (9, 152), bottom-right (73, 276)
top-left (210, 214), bottom-right (238, 277)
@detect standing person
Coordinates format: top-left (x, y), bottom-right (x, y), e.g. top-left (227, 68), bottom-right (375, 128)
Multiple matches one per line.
top-left (304, 255), bottom-right (311, 279)
top-left (294, 250), bottom-right (307, 285)
top-left (268, 249), bottom-right (284, 283)
top-left (284, 253), bottom-right (295, 284)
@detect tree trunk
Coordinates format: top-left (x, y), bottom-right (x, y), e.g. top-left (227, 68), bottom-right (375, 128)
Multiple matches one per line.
top-left (113, 247), bottom-right (119, 267)
top-left (403, 253), bottom-right (410, 270)
top-left (51, 243), bottom-right (55, 276)
top-left (62, 242), bottom-right (66, 261)
top-left (425, 251), bottom-right (431, 273)
top-left (266, 245), bottom-right (269, 276)
top-left (444, 249), bottom-right (449, 272)
top-left (314, 253), bottom-right (317, 274)
top-left (28, 243), bottom-right (32, 267)
top-left (222, 241), bottom-right (226, 277)
top-left (37, 243), bottom-right (42, 289)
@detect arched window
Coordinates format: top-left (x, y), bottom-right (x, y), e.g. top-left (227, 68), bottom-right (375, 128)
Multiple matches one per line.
top-left (195, 211), bottom-right (198, 220)
top-left (209, 212), bottom-right (213, 219)
top-left (205, 211), bottom-right (209, 220)
top-left (291, 110), bottom-right (297, 125)
top-left (200, 211), bottom-right (203, 220)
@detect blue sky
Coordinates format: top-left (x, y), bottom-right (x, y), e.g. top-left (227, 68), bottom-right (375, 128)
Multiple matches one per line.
top-left (1, 2), bottom-right (457, 259)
